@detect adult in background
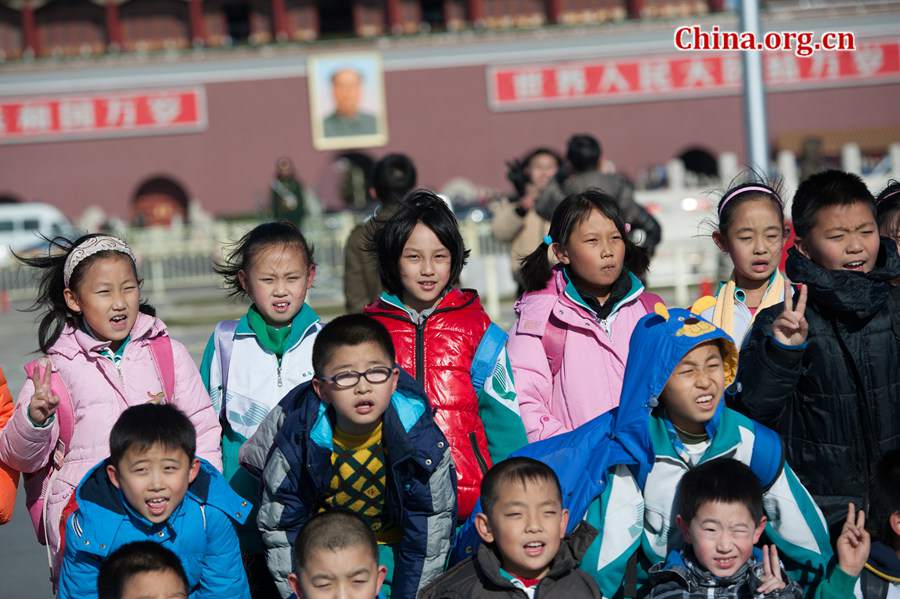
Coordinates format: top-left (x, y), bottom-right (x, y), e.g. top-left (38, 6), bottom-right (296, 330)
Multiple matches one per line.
top-left (490, 147), bottom-right (562, 296)
top-left (537, 134), bottom-right (662, 256)
top-left (343, 153), bottom-right (418, 312)
top-left (270, 157), bottom-right (307, 227)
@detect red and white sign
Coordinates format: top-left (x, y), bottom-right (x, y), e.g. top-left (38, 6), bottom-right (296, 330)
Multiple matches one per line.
top-left (487, 38), bottom-right (900, 110)
top-left (0, 86), bottom-right (207, 144)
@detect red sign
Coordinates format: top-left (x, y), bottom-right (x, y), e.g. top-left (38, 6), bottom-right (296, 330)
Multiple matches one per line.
top-left (0, 87), bottom-right (207, 144)
top-left (487, 38), bottom-right (900, 110)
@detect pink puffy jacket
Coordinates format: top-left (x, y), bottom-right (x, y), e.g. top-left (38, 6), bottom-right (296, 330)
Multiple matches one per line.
top-left (0, 313), bottom-right (221, 562)
top-left (508, 268), bottom-right (658, 441)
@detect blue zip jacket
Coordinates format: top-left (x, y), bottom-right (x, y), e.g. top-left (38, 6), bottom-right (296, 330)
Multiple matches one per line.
top-left (251, 369), bottom-right (457, 599)
top-left (58, 458), bottom-right (251, 599)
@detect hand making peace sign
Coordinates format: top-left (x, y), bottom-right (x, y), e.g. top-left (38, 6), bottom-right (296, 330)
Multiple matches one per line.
top-left (771, 283), bottom-right (809, 347)
top-left (28, 357), bottom-right (60, 427)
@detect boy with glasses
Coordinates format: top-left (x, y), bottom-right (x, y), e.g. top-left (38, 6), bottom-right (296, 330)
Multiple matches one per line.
top-left (241, 314), bottom-right (456, 599)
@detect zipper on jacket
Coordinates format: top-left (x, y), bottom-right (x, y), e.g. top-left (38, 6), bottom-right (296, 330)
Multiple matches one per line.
top-left (469, 432), bottom-right (489, 474)
top-left (415, 320), bottom-right (425, 384)
top-left (276, 357), bottom-right (283, 388)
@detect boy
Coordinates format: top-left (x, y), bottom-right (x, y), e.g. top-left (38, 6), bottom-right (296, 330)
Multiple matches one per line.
top-left (737, 170), bottom-right (900, 529)
top-left (58, 404), bottom-right (251, 599)
top-left (289, 511), bottom-right (387, 599)
top-left (856, 449), bottom-right (900, 598)
top-left (636, 306), bottom-right (832, 590)
top-left (240, 314), bottom-right (456, 599)
top-left (650, 458), bottom-right (869, 598)
top-left (421, 457), bottom-right (600, 599)
top-left (97, 542), bottom-right (189, 599)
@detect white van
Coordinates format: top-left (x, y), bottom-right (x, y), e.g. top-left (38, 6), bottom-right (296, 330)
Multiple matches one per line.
top-left (0, 202), bottom-right (74, 265)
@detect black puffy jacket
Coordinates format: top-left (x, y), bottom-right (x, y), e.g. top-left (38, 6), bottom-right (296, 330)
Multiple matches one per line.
top-left (735, 241), bottom-right (900, 527)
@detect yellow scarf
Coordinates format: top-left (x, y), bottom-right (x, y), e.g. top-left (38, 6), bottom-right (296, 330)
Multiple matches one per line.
top-left (712, 271), bottom-right (786, 338)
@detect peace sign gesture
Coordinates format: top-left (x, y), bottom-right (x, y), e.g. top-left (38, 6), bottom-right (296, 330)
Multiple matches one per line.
top-left (835, 503), bottom-right (870, 578)
top-left (28, 358), bottom-right (60, 427)
top-left (756, 544), bottom-right (787, 595)
top-left (772, 283), bottom-right (809, 347)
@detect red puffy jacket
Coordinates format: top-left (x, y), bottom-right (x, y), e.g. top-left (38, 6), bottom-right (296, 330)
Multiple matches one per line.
top-left (365, 288), bottom-right (492, 520)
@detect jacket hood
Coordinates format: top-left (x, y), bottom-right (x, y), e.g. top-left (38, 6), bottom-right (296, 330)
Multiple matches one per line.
top-left (867, 541), bottom-right (900, 581)
top-left (785, 237), bottom-right (900, 320)
top-left (514, 267), bottom-right (644, 321)
top-left (72, 456), bottom-right (250, 554)
top-left (652, 547), bottom-right (762, 589)
top-left (611, 306), bottom-right (738, 486)
top-left (475, 522), bottom-right (598, 587)
top-left (49, 313), bottom-right (167, 360)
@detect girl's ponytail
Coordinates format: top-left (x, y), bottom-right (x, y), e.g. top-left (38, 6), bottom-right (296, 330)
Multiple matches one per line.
top-left (519, 236), bottom-right (555, 293)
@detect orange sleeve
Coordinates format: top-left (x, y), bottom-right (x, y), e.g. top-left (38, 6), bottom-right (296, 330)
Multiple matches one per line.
top-left (0, 368), bottom-right (19, 524)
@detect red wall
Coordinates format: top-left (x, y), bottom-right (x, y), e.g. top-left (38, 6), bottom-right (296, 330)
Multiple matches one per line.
top-left (1, 63), bottom-right (898, 220)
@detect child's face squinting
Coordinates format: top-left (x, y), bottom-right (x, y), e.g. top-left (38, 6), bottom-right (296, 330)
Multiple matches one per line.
top-left (677, 500), bottom-right (766, 578)
top-left (797, 201), bottom-right (880, 273)
top-left (289, 545), bottom-right (387, 599)
top-left (715, 199), bottom-right (784, 288)
top-left (238, 243), bottom-right (315, 326)
top-left (398, 223), bottom-right (452, 313)
top-left (107, 443), bottom-right (199, 524)
top-left (121, 569), bottom-right (188, 599)
top-left (63, 254), bottom-right (139, 351)
top-left (555, 209), bottom-right (625, 301)
top-left (475, 478), bottom-right (569, 581)
top-left (312, 341), bottom-right (398, 436)
top-left (660, 342), bottom-right (725, 435)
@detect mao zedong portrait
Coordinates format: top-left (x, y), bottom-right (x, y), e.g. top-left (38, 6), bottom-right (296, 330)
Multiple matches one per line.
top-left (323, 67), bottom-right (377, 137)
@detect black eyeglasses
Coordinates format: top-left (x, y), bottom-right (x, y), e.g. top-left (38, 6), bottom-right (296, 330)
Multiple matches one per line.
top-left (318, 366), bottom-right (396, 389)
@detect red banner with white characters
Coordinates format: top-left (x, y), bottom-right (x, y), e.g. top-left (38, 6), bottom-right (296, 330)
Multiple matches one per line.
top-left (487, 38), bottom-right (900, 110)
top-left (0, 87), bottom-right (207, 144)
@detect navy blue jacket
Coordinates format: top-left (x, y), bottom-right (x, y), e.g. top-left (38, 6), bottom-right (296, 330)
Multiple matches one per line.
top-left (245, 370), bottom-right (457, 599)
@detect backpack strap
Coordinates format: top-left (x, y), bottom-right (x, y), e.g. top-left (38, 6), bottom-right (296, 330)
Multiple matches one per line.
top-left (638, 292), bottom-right (664, 314)
top-left (148, 336), bottom-right (176, 403)
top-left (214, 320), bottom-right (239, 394)
top-left (541, 314), bottom-right (567, 378)
top-left (749, 423), bottom-right (785, 491)
top-left (471, 323), bottom-right (508, 390)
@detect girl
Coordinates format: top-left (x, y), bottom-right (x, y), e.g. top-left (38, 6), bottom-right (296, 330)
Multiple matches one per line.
top-left (692, 181), bottom-right (790, 349)
top-left (200, 221), bottom-right (320, 598)
top-left (509, 189), bottom-right (658, 442)
top-left (0, 234), bottom-right (220, 578)
top-left (364, 190), bottom-right (527, 521)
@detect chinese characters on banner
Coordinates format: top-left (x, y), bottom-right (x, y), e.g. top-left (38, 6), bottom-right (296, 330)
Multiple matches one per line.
top-left (0, 87), bottom-right (207, 144)
top-left (487, 38), bottom-right (900, 110)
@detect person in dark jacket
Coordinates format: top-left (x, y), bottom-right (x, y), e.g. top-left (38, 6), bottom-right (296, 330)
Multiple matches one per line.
top-left (343, 153), bottom-right (417, 312)
top-left (420, 457), bottom-right (601, 599)
top-left (736, 170), bottom-right (900, 530)
top-left (535, 134), bottom-right (661, 256)
top-left (240, 315), bottom-right (456, 599)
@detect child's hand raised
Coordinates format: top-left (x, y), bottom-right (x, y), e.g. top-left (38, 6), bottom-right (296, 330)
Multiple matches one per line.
top-left (836, 503), bottom-right (870, 578)
top-left (771, 283), bottom-right (809, 347)
top-left (28, 358), bottom-right (60, 427)
top-left (756, 544), bottom-right (787, 595)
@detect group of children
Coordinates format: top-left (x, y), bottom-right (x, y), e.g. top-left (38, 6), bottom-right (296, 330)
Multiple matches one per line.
top-left (0, 165), bottom-right (897, 599)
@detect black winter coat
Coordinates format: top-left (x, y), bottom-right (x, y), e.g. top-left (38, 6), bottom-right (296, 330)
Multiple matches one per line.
top-left (418, 523), bottom-right (601, 599)
top-left (735, 241), bottom-right (900, 527)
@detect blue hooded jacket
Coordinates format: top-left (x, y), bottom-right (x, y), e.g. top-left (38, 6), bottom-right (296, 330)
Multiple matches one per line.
top-left (454, 307), bottom-right (831, 596)
top-left (58, 458), bottom-right (251, 599)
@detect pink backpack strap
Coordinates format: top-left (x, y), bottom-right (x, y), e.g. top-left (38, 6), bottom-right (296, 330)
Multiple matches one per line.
top-left (541, 315), bottom-right (567, 378)
top-left (638, 292), bottom-right (664, 314)
top-left (148, 336), bottom-right (176, 403)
